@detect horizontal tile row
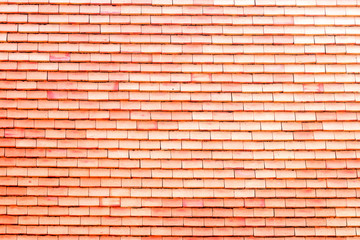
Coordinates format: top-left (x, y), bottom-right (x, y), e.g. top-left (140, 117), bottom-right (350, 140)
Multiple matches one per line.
top-left (1, 3), bottom-right (360, 14)
top-left (2, 101), bottom-right (360, 112)
top-left (2, 93), bottom-right (360, 104)
top-left (3, 44), bottom-right (360, 55)
top-left (4, 63), bottom-right (360, 74)
top-left (3, 34), bottom-right (360, 45)
top-left (3, 24), bottom-right (360, 35)
top-left (2, 82), bottom-right (360, 93)
top-left (0, 187), bottom-right (354, 198)
top-left (4, 15), bottom-right (360, 26)
top-left (2, 216), bottom-right (360, 227)
top-left (4, 187), bottom-right (355, 198)
top-left (0, 237), bottom-right (355, 240)
top-left (2, 127), bottom-right (360, 139)
top-left (2, 205), bottom-right (360, 217)
top-left (0, 206), bottom-right (359, 223)
top-left (1, 72), bottom-right (358, 83)
top-left (1, 226), bottom-right (360, 237)
top-left (1, 175), bottom-right (360, 190)
top-left (1, 178), bottom-right (360, 189)
top-left (1, 158), bottom-right (358, 169)
top-left (15, 120), bottom-right (360, 135)
top-left (0, 115), bottom-right (359, 127)
top-left (2, 121), bottom-right (360, 132)
top-left (1, 148), bottom-right (360, 159)
top-left (2, 187), bottom-right (360, 200)
top-left (2, 187), bottom-right (360, 199)
top-left (4, 54), bottom-right (360, 66)
top-left (2, 130), bottom-right (360, 141)
top-left (2, 139), bottom-right (360, 151)
top-left (0, 237), bottom-right (352, 240)
top-left (1, 166), bottom-right (360, 178)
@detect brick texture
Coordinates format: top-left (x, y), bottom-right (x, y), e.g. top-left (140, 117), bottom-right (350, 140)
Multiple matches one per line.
top-left (1, 0), bottom-right (360, 239)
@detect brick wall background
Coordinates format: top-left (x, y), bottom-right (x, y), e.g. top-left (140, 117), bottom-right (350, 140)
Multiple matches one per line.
top-left (1, 0), bottom-right (360, 239)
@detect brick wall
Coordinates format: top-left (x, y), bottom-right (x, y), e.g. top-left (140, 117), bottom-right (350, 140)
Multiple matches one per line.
top-left (1, 0), bottom-right (360, 239)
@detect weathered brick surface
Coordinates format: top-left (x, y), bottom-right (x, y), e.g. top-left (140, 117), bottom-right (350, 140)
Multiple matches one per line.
top-left (1, 0), bottom-right (360, 239)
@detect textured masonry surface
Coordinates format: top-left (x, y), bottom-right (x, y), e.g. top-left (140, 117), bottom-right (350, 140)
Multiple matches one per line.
top-left (1, 0), bottom-right (360, 239)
